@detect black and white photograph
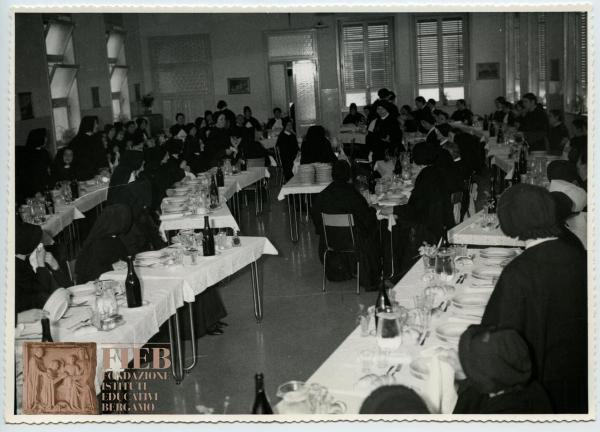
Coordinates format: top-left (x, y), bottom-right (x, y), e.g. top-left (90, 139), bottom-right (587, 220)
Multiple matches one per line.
top-left (3, 4), bottom-right (594, 426)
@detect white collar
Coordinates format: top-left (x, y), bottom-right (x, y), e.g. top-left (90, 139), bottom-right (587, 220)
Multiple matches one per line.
top-left (525, 237), bottom-right (558, 249)
top-left (380, 113), bottom-right (389, 120)
top-left (453, 156), bottom-right (461, 162)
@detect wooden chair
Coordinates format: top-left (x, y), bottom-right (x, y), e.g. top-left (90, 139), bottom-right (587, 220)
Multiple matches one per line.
top-left (321, 213), bottom-right (360, 295)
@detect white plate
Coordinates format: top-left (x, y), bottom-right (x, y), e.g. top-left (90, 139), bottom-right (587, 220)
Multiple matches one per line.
top-left (435, 322), bottom-right (469, 344)
top-left (480, 248), bottom-right (517, 258)
top-left (453, 293), bottom-right (490, 309)
top-left (136, 250), bottom-right (167, 259)
top-left (409, 358), bottom-right (431, 380)
top-left (472, 267), bottom-right (503, 280)
top-left (378, 199), bottom-right (402, 207)
top-left (43, 288), bottom-right (69, 321)
top-left (479, 257), bottom-right (511, 267)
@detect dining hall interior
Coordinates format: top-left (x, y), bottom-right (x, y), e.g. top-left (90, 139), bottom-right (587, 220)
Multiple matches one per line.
top-left (12, 10), bottom-right (589, 416)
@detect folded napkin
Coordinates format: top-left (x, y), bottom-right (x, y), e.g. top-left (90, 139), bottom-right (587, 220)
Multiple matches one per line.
top-left (422, 353), bottom-right (458, 414)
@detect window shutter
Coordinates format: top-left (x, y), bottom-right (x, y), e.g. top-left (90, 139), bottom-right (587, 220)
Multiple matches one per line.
top-left (341, 24), bottom-right (366, 91)
top-left (579, 12), bottom-right (587, 93)
top-left (416, 19), bottom-right (439, 86)
top-left (367, 24), bottom-right (392, 89)
top-left (538, 13), bottom-right (547, 82)
top-left (441, 18), bottom-right (464, 84)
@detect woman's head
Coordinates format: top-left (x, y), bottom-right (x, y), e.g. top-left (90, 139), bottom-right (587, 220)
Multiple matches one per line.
top-left (204, 110), bottom-right (213, 125)
top-left (25, 128), bottom-right (47, 149)
top-left (136, 118), bottom-right (148, 130)
top-left (459, 325), bottom-right (532, 394)
top-left (332, 160), bottom-right (351, 183)
top-left (411, 142), bottom-right (439, 166)
top-left (78, 116), bottom-right (99, 135)
top-left (495, 96), bottom-right (506, 110)
top-left (105, 124), bottom-right (116, 140)
top-left (235, 114), bottom-right (244, 127)
top-left (284, 119), bottom-right (294, 132)
top-left (360, 385), bottom-right (429, 414)
top-left (215, 113), bottom-right (227, 129)
top-left (185, 123), bottom-right (197, 136)
top-left (62, 148), bottom-right (74, 165)
top-left (497, 183), bottom-right (562, 240)
top-left (15, 220), bottom-right (43, 255)
top-left (349, 103), bottom-right (358, 114)
top-left (273, 107), bottom-right (282, 119)
top-left (126, 121), bottom-right (136, 134)
top-left (243, 106), bottom-right (252, 118)
top-left (400, 105), bottom-right (412, 116)
top-left (363, 105), bottom-right (371, 117)
top-left (217, 100), bottom-right (227, 110)
top-left (305, 125), bottom-right (326, 143)
top-left (377, 102), bottom-right (391, 118)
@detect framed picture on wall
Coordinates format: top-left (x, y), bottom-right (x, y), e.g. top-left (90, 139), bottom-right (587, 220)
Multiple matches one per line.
top-left (18, 92), bottom-right (33, 120)
top-left (476, 62), bottom-right (500, 80)
top-left (228, 77), bottom-right (251, 95)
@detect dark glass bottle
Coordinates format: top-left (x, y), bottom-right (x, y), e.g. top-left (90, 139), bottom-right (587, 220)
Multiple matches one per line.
top-left (216, 165), bottom-right (225, 187)
top-left (440, 225), bottom-right (450, 249)
top-left (393, 157), bottom-right (402, 176)
top-left (125, 256), bottom-right (143, 308)
top-left (489, 121), bottom-right (496, 138)
top-left (240, 148), bottom-right (247, 172)
top-left (511, 162), bottom-right (520, 186)
top-left (41, 317), bottom-right (53, 342)
top-left (482, 115), bottom-right (489, 131)
top-left (374, 275), bottom-right (392, 328)
top-left (251, 373), bottom-right (273, 414)
top-left (70, 178), bottom-right (79, 199)
top-left (44, 187), bottom-right (54, 215)
top-left (202, 216), bottom-right (215, 256)
top-left (496, 126), bottom-right (504, 144)
top-left (518, 146), bottom-right (528, 175)
top-left (488, 177), bottom-right (497, 214)
top-left (210, 175), bottom-right (220, 207)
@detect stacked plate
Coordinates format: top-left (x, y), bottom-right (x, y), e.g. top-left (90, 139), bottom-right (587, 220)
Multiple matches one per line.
top-left (297, 164), bottom-right (315, 184)
top-left (134, 250), bottom-right (169, 267)
top-left (452, 293), bottom-right (491, 318)
top-left (471, 266), bottom-right (503, 281)
top-left (480, 248), bottom-right (518, 260)
top-left (315, 163), bottom-right (332, 183)
top-left (435, 322), bottom-right (470, 345)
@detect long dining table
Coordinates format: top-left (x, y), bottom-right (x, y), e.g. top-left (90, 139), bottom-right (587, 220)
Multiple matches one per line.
top-left (290, 246), bottom-right (519, 414)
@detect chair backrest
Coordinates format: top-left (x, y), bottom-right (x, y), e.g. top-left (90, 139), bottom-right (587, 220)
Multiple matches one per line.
top-left (450, 191), bottom-right (463, 224)
top-left (247, 157), bottom-right (266, 168)
top-left (273, 146), bottom-right (283, 167)
top-left (321, 213), bottom-right (356, 252)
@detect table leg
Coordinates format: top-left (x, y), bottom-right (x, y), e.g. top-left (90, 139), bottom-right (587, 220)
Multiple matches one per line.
top-left (167, 312), bottom-right (185, 384)
top-left (287, 195), bottom-right (299, 242)
top-left (183, 302), bottom-right (197, 373)
top-left (250, 261), bottom-right (263, 323)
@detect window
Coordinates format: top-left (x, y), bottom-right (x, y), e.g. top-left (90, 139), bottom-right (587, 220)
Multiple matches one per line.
top-left (106, 26), bottom-right (130, 121)
top-left (339, 20), bottom-right (394, 107)
top-left (576, 12), bottom-right (587, 113)
top-left (505, 12), bottom-right (521, 101)
top-left (43, 16), bottom-right (81, 144)
top-left (415, 16), bottom-right (466, 104)
top-left (537, 13), bottom-right (547, 102)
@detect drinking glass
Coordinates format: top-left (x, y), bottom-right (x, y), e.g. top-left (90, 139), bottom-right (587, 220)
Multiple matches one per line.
top-left (376, 311), bottom-right (403, 352)
top-left (435, 248), bottom-right (455, 281)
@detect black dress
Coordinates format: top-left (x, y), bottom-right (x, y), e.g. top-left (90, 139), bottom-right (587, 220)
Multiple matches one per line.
top-left (547, 123), bottom-right (569, 156)
top-left (310, 181), bottom-right (382, 289)
top-left (450, 108), bottom-right (474, 125)
top-left (519, 105), bottom-right (549, 151)
top-left (15, 147), bottom-right (52, 201)
top-left (300, 138), bottom-right (337, 165)
top-left (276, 132), bottom-right (299, 181)
top-left (453, 380), bottom-right (554, 414)
top-left (366, 115), bottom-right (403, 161)
top-left (205, 128), bottom-right (230, 167)
top-left (75, 237), bottom-right (129, 284)
top-left (481, 239), bottom-right (587, 414)
top-left (71, 133), bottom-right (108, 180)
top-left (15, 259), bottom-right (58, 314)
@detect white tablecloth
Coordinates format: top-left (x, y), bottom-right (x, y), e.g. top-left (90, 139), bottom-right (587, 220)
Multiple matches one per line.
top-left (448, 210), bottom-right (526, 247)
top-left (101, 236), bottom-right (278, 302)
top-left (302, 249), bottom-right (504, 414)
top-left (159, 205), bottom-right (240, 235)
top-left (277, 175), bottom-right (331, 200)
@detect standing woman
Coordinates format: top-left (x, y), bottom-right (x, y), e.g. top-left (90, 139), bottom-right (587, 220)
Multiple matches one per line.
top-left (300, 125), bottom-right (337, 165)
top-left (71, 116), bottom-right (108, 180)
top-left (205, 113), bottom-right (233, 167)
top-left (276, 120), bottom-right (299, 181)
top-left (481, 184), bottom-right (587, 414)
top-left (15, 128), bottom-right (52, 201)
top-left (366, 101), bottom-right (403, 163)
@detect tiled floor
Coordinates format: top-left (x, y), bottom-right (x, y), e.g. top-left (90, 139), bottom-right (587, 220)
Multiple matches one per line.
top-left (152, 179), bottom-right (378, 414)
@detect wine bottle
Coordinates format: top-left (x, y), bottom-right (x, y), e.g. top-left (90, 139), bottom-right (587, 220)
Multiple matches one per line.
top-left (440, 225), bottom-right (450, 249)
top-left (216, 165), bottom-right (225, 187)
top-left (210, 175), bottom-right (220, 207)
top-left (482, 115), bottom-right (489, 131)
top-left (518, 146), bottom-right (528, 175)
top-left (489, 121), bottom-right (496, 138)
top-left (125, 256), bottom-right (143, 308)
top-left (251, 373), bottom-right (273, 414)
top-left (511, 161), bottom-right (520, 186)
top-left (44, 187), bottom-right (54, 215)
top-left (202, 216), bottom-right (215, 256)
top-left (488, 177), bottom-right (497, 214)
top-left (70, 178), bottom-right (79, 199)
top-left (233, 230), bottom-right (241, 247)
top-left (41, 317), bottom-right (53, 342)
top-left (393, 157), bottom-right (402, 176)
top-left (497, 126), bottom-right (504, 144)
top-left (374, 274), bottom-right (392, 328)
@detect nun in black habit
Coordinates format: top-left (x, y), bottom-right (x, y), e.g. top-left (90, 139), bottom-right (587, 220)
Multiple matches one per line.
top-left (15, 221), bottom-right (65, 314)
top-left (275, 120), bottom-right (299, 181)
top-left (15, 128), bottom-right (52, 202)
top-left (310, 160), bottom-right (382, 290)
top-left (75, 204), bottom-right (132, 284)
top-left (453, 325), bottom-right (553, 414)
top-left (481, 184), bottom-right (587, 414)
top-left (71, 116), bottom-right (108, 180)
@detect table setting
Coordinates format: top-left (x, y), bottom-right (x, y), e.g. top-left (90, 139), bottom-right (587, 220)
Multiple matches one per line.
top-left (301, 245), bottom-right (522, 414)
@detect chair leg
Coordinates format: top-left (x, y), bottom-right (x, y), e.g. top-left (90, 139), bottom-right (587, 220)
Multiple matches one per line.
top-left (322, 250), bottom-right (328, 292)
top-left (356, 260), bottom-right (360, 295)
